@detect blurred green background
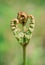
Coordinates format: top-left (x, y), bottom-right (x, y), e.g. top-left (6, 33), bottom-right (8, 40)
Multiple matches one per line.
top-left (0, 0), bottom-right (45, 65)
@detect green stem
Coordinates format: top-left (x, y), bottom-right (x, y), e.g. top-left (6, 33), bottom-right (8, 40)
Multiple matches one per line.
top-left (23, 45), bottom-right (26, 65)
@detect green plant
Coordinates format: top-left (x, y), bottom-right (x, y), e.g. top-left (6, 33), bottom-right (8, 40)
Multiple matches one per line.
top-left (10, 11), bottom-right (35, 65)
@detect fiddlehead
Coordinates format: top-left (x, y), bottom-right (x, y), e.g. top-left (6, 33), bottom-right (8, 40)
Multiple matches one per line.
top-left (10, 18), bottom-right (19, 31)
top-left (10, 12), bottom-right (35, 46)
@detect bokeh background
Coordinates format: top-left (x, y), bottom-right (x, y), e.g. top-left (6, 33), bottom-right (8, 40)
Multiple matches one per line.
top-left (0, 0), bottom-right (45, 65)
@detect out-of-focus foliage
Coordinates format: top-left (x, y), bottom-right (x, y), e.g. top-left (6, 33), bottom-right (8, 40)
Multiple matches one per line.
top-left (0, 0), bottom-right (45, 65)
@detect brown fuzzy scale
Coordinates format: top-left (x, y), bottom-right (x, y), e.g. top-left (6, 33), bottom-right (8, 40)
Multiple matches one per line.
top-left (17, 12), bottom-right (28, 25)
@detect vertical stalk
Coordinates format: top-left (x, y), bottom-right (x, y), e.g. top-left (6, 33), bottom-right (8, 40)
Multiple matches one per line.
top-left (23, 45), bottom-right (26, 65)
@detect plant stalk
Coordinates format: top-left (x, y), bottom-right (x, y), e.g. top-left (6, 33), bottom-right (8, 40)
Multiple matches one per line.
top-left (23, 45), bottom-right (26, 65)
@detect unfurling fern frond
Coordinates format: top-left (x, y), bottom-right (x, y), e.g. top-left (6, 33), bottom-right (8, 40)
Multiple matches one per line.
top-left (10, 12), bottom-right (35, 46)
